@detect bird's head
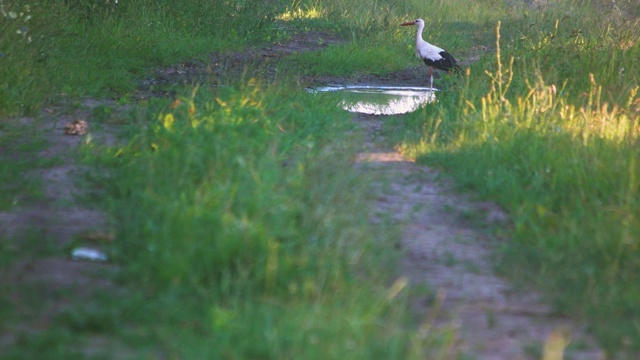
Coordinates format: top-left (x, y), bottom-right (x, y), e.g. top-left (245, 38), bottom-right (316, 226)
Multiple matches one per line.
top-left (400, 19), bottom-right (424, 27)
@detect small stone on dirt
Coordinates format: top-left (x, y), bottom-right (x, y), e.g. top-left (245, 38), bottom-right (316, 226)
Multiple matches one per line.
top-left (71, 247), bottom-right (108, 262)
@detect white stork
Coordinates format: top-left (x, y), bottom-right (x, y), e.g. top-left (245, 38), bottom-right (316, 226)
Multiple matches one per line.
top-left (401, 18), bottom-right (461, 88)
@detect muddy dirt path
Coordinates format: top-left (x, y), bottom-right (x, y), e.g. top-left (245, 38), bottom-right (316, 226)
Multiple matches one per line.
top-left (354, 113), bottom-right (603, 359)
top-left (0, 105), bottom-right (126, 356)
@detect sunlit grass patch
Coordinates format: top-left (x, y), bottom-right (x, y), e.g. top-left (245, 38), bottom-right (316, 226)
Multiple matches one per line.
top-left (277, 5), bottom-right (326, 21)
top-left (392, 11), bottom-right (640, 354)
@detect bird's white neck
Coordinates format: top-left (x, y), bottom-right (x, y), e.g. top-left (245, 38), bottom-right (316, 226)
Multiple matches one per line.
top-left (415, 20), bottom-right (426, 45)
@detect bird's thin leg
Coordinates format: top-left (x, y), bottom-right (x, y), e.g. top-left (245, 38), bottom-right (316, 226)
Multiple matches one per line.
top-left (429, 67), bottom-right (434, 89)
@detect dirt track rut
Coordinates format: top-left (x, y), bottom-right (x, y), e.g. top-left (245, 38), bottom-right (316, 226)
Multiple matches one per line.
top-left (354, 113), bottom-right (603, 360)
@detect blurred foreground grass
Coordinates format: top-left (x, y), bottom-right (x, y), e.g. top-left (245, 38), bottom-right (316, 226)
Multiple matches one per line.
top-left (80, 81), bottom-right (438, 358)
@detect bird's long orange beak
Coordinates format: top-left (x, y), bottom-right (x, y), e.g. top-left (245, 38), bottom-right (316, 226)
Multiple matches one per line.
top-left (400, 21), bottom-right (415, 26)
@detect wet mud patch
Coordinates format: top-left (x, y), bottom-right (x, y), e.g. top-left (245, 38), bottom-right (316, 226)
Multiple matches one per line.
top-left (140, 29), bottom-right (344, 96)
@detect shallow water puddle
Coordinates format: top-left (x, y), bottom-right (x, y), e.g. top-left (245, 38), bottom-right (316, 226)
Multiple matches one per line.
top-left (311, 85), bottom-right (437, 115)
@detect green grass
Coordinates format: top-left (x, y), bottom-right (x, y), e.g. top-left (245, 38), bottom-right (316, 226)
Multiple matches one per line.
top-left (3, 0), bottom-right (640, 357)
top-left (71, 80), bottom-right (436, 358)
top-left (387, 0), bottom-right (640, 355)
top-left (281, 0), bottom-right (500, 77)
top-left (0, 0), bottom-right (290, 116)
top-left (4, 1), bottom-right (452, 356)
top-left (0, 120), bottom-right (52, 210)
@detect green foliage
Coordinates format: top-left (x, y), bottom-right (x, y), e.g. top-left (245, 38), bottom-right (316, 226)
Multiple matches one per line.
top-left (83, 81), bottom-right (426, 357)
top-left (3, 0), bottom-right (640, 356)
top-left (107, 82), bottom-right (346, 288)
top-left (392, 6), bottom-right (640, 355)
top-left (164, 292), bottom-right (414, 359)
top-left (290, 41), bottom-right (409, 76)
top-left (0, 1), bottom-right (58, 114)
top-left (0, 0), bottom-right (289, 116)
top-left (0, 121), bottom-right (50, 210)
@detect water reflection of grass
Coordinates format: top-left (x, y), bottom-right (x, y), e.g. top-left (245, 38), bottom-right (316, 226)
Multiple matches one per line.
top-left (317, 87), bottom-right (436, 115)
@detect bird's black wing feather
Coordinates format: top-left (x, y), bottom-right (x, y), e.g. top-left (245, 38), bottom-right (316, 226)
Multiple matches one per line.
top-left (423, 51), bottom-right (461, 72)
